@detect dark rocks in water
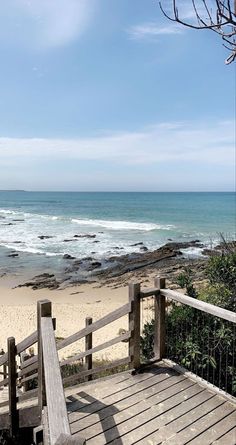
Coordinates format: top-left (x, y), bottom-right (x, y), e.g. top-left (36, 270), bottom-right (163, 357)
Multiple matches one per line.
top-left (12, 241), bottom-right (22, 244)
top-left (74, 234), bottom-right (96, 239)
top-left (2, 223), bottom-right (14, 226)
top-left (13, 219), bottom-right (24, 222)
top-left (130, 242), bottom-right (144, 247)
top-left (140, 246), bottom-right (148, 252)
top-left (165, 240), bottom-right (204, 249)
top-left (81, 257), bottom-right (93, 261)
top-left (63, 239), bottom-right (78, 242)
top-left (113, 247), bottom-right (124, 250)
top-left (38, 235), bottom-right (54, 240)
top-left (17, 272), bottom-right (60, 290)
top-left (8, 253), bottom-right (19, 257)
top-left (0, 216), bottom-right (5, 219)
top-left (63, 254), bottom-right (76, 260)
top-left (91, 261), bottom-right (102, 268)
top-left (93, 240), bottom-right (100, 243)
top-left (167, 238), bottom-right (173, 241)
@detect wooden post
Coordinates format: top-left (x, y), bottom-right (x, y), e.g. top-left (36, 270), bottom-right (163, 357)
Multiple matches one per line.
top-left (154, 277), bottom-right (166, 360)
top-left (37, 300), bottom-right (52, 415)
top-left (129, 282), bottom-right (141, 370)
top-left (8, 336), bottom-right (18, 437)
top-left (85, 317), bottom-right (92, 382)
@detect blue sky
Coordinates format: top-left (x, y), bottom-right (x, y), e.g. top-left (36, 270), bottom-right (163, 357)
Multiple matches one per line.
top-left (0, 0), bottom-right (235, 191)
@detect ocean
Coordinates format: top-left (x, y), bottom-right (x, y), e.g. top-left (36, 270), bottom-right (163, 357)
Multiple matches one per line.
top-left (0, 191), bottom-right (235, 280)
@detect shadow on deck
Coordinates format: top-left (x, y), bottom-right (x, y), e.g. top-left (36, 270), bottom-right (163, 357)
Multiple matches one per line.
top-left (66, 362), bottom-right (236, 445)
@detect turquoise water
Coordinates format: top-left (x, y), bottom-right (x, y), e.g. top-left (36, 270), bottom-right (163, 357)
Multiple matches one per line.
top-left (0, 191), bottom-right (235, 276)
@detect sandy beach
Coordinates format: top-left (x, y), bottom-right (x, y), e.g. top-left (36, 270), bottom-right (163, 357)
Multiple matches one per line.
top-left (0, 280), bottom-right (133, 362)
top-left (0, 248), bottom-right (208, 363)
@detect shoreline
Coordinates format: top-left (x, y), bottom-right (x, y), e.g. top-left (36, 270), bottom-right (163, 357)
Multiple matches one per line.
top-left (0, 238), bottom-right (232, 361)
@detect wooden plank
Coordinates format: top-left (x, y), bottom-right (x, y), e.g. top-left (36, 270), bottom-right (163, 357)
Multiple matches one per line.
top-left (17, 387), bottom-right (38, 402)
top-left (61, 332), bottom-right (131, 367)
top-left (63, 356), bottom-right (130, 386)
top-left (163, 358), bottom-right (236, 404)
top-left (164, 402), bottom-right (236, 445)
top-left (154, 277), bottom-right (166, 360)
top-left (0, 377), bottom-right (8, 387)
top-left (18, 360), bottom-right (38, 377)
top-left (134, 394), bottom-right (224, 445)
top-left (188, 411), bottom-right (236, 445)
top-left (161, 288), bottom-right (236, 323)
top-left (41, 316), bottom-right (71, 445)
top-left (140, 288), bottom-right (160, 298)
top-left (0, 351), bottom-right (8, 366)
top-left (16, 330), bottom-right (37, 355)
top-left (68, 368), bottom-right (178, 422)
top-left (20, 371), bottom-right (38, 384)
top-left (129, 283), bottom-right (140, 370)
top-left (58, 302), bottom-right (131, 350)
top-left (67, 367), bottom-right (163, 413)
top-left (212, 427), bottom-right (236, 445)
top-left (0, 405), bottom-right (40, 429)
top-left (55, 433), bottom-right (86, 444)
top-left (85, 317), bottom-right (93, 382)
top-left (8, 336), bottom-right (18, 437)
top-left (71, 379), bottom-right (198, 441)
top-left (38, 299), bottom-right (51, 414)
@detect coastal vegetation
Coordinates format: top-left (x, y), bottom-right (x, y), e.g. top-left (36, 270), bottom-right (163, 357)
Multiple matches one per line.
top-left (141, 243), bottom-right (236, 395)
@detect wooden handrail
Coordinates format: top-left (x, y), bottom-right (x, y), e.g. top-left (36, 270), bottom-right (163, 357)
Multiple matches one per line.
top-left (139, 284), bottom-right (236, 323)
top-left (161, 288), bottom-right (236, 323)
top-left (57, 302), bottom-right (131, 350)
top-left (41, 316), bottom-right (70, 445)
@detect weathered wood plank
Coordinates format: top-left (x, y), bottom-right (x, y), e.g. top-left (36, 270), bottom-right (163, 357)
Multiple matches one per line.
top-left (8, 336), bottom-right (18, 437)
top-left (188, 411), bottom-right (236, 445)
top-left (61, 332), bottom-right (131, 367)
top-left (55, 433), bottom-right (86, 444)
top-left (161, 288), bottom-right (236, 323)
top-left (71, 379), bottom-right (197, 441)
top-left (58, 303), bottom-right (131, 350)
top-left (68, 368), bottom-right (178, 421)
top-left (0, 405), bottom-right (40, 429)
top-left (140, 288), bottom-right (160, 298)
top-left (16, 330), bottom-right (37, 355)
top-left (20, 371), bottom-right (38, 384)
top-left (129, 283), bottom-right (140, 370)
top-left (17, 387), bottom-right (38, 402)
top-left (0, 377), bottom-right (8, 387)
top-left (38, 299), bottom-right (51, 414)
top-left (63, 356), bottom-right (130, 387)
top-left (212, 427), bottom-right (236, 445)
top-left (164, 402), bottom-right (236, 445)
top-left (134, 395), bottom-right (224, 445)
top-left (41, 316), bottom-right (70, 445)
top-left (154, 276), bottom-right (166, 360)
top-left (85, 317), bottom-right (93, 382)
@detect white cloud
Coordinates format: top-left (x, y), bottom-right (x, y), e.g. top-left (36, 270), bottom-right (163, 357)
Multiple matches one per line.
top-left (0, 120), bottom-right (234, 167)
top-left (1, 0), bottom-right (95, 49)
top-left (128, 22), bottom-right (183, 40)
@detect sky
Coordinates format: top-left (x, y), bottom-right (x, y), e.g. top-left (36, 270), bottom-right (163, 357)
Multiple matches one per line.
top-left (0, 0), bottom-right (235, 191)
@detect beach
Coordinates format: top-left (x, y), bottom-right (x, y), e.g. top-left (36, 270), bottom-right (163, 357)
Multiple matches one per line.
top-left (0, 250), bottom-right (208, 363)
top-left (0, 191), bottom-right (234, 362)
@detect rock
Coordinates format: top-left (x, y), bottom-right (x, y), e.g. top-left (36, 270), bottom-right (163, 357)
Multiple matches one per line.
top-left (140, 246), bottom-right (148, 252)
top-left (91, 261), bottom-right (102, 268)
top-left (63, 254), bottom-right (76, 260)
top-left (63, 239), bottom-right (78, 242)
top-left (74, 234), bottom-right (96, 239)
top-left (17, 272), bottom-right (60, 290)
top-left (167, 238), bottom-right (173, 241)
top-left (130, 242), bottom-right (144, 247)
top-left (13, 219), bottom-right (24, 222)
top-left (93, 240), bottom-right (100, 243)
top-left (8, 253), bottom-right (19, 257)
top-left (38, 235), bottom-right (53, 240)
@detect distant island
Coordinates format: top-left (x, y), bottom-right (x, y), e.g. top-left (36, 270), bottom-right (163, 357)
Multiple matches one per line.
top-left (0, 190), bottom-right (26, 192)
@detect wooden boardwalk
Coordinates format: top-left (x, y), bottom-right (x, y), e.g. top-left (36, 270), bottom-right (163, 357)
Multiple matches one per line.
top-left (66, 363), bottom-right (236, 445)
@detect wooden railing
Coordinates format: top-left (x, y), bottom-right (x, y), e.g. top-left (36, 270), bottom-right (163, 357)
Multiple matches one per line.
top-left (0, 276), bottom-right (235, 442)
